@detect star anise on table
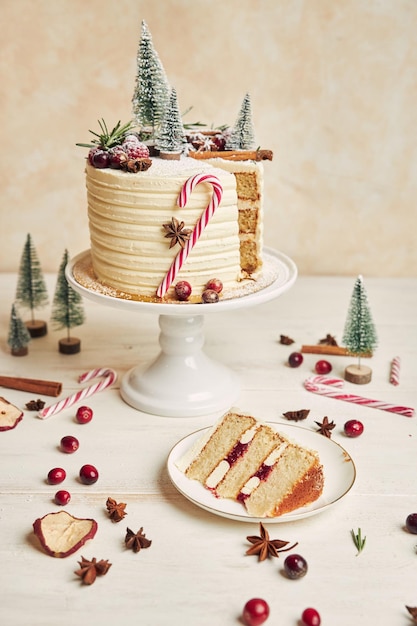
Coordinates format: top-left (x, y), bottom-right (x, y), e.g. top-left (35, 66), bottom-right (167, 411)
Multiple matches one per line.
top-left (318, 333), bottom-right (338, 346)
top-left (162, 217), bottom-right (192, 249)
top-left (406, 606), bottom-right (417, 622)
top-left (283, 409), bottom-right (310, 422)
top-left (74, 556), bottom-right (112, 585)
top-left (106, 497), bottom-right (127, 522)
top-left (125, 527), bottom-right (152, 553)
top-left (246, 522), bottom-right (298, 561)
top-left (279, 334), bottom-right (295, 345)
top-left (315, 416), bottom-right (336, 438)
top-left (25, 399), bottom-right (45, 411)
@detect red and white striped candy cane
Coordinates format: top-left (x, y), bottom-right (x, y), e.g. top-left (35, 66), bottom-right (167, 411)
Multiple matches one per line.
top-left (304, 375), bottom-right (414, 417)
top-left (156, 173), bottom-right (223, 298)
top-left (389, 356), bottom-right (401, 386)
top-left (38, 368), bottom-right (117, 419)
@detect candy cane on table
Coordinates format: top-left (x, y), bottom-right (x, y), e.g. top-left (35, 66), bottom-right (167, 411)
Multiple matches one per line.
top-left (389, 356), bottom-right (401, 386)
top-left (304, 375), bottom-right (414, 417)
top-left (37, 368), bottom-right (117, 419)
top-left (156, 173), bottom-right (223, 298)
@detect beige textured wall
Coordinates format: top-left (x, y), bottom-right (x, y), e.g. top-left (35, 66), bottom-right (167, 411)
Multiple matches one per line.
top-left (1, 0), bottom-right (416, 276)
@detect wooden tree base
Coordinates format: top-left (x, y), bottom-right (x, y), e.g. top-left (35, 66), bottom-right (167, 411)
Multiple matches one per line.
top-left (59, 337), bottom-right (81, 355)
top-left (345, 364), bottom-right (372, 384)
top-left (11, 346), bottom-right (29, 357)
top-left (25, 320), bottom-right (47, 338)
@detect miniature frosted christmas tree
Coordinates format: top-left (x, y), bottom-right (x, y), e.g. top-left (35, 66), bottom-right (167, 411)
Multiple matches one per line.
top-left (8, 303), bottom-right (31, 356)
top-left (132, 20), bottom-right (170, 138)
top-left (15, 234), bottom-right (49, 337)
top-left (155, 88), bottom-right (186, 159)
top-left (342, 275), bottom-right (378, 384)
top-left (50, 250), bottom-right (85, 354)
top-left (225, 93), bottom-right (256, 151)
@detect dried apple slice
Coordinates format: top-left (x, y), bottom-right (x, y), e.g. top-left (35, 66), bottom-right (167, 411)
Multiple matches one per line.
top-left (33, 511), bottom-right (98, 558)
top-left (0, 397), bottom-right (23, 431)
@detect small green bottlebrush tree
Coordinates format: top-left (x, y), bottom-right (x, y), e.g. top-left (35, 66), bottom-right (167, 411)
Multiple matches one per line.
top-left (15, 234), bottom-right (49, 336)
top-left (132, 20), bottom-right (170, 136)
top-left (225, 93), bottom-right (256, 150)
top-left (50, 250), bottom-right (85, 354)
top-left (8, 303), bottom-right (31, 356)
top-left (155, 88), bottom-right (186, 155)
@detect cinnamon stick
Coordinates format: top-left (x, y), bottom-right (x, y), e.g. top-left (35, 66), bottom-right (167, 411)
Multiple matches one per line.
top-left (189, 149), bottom-right (273, 162)
top-left (0, 376), bottom-right (62, 397)
top-left (301, 345), bottom-right (372, 358)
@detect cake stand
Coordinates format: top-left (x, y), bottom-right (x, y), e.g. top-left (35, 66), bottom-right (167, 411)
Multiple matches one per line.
top-left (66, 249), bottom-right (297, 418)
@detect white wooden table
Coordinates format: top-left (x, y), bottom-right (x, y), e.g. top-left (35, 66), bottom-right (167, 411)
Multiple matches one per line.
top-left (0, 273), bottom-right (416, 626)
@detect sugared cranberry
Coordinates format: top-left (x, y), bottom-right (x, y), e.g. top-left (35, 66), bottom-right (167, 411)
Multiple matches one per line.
top-left (205, 278), bottom-right (223, 293)
top-left (301, 607), bottom-right (321, 626)
top-left (75, 405), bottom-right (93, 424)
top-left (202, 289), bottom-right (219, 304)
top-left (60, 435), bottom-right (79, 454)
top-left (405, 513), bottom-right (417, 534)
top-left (92, 150), bottom-right (110, 168)
top-left (344, 419), bottom-right (364, 437)
top-left (315, 359), bottom-right (332, 375)
top-left (175, 281), bottom-right (192, 301)
top-left (79, 464), bottom-right (99, 485)
top-left (54, 490), bottom-right (71, 506)
top-left (242, 598), bottom-right (270, 626)
top-left (283, 553), bottom-right (308, 579)
top-left (288, 352), bottom-right (303, 368)
top-left (47, 467), bottom-right (66, 485)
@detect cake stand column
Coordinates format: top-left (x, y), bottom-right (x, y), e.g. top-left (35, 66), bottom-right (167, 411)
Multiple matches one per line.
top-left (120, 314), bottom-right (241, 417)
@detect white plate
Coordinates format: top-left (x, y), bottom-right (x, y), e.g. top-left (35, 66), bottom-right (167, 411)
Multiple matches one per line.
top-left (167, 423), bottom-right (356, 523)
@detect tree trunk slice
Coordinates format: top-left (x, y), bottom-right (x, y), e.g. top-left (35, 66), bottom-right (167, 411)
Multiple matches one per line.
top-left (345, 364), bottom-right (372, 384)
top-left (159, 151), bottom-right (181, 160)
top-left (58, 337), bottom-right (81, 355)
top-left (25, 320), bottom-right (47, 338)
top-left (11, 346), bottom-right (29, 357)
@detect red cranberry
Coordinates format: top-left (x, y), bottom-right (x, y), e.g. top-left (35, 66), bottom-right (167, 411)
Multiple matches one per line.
top-left (60, 435), bottom-right (79, 454)
top-left (47, 467), bottom-right (66, 485)
top-left (202, 289), bottom-right (219, 304)
top-left (288, 352), bottom-right (303, 368)
top-left (175, 281), bottom-right (192, 301)
top-left (301, 607), bottom-right (321, 626)
top-left (315, 359), bottom-right (332, 375)
top-left (54, 490), bottom-right (71, 506)
top-left (205, 278), bottom-right (223, 293)
top-left (283, 553), bottom-right (308, 579)
top-left (405, 513), bottom-right (417, 534)
top-left (75, 405), bottom-right (93, 424)
top-left (92, 150), bottom-right (110, 168)
top-left (79, 464), bottom-right (99, 485)
top-left (242, 598), bottom-right (270, 626)
top-left (344, 419), bottom-right (364, 437)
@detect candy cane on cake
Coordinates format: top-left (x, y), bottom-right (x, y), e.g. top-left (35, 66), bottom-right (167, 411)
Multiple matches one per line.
top-left (304, 375), bottom-right (414, 417)
top-left (37, 368), bottom-right (117, 419)
top-left (389, 356), bottom-right (401, 386)
top-left (156, 173), bottom-right (223, 298)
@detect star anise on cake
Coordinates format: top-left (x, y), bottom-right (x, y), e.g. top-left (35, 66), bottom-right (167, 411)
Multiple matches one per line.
top-left (406, 606), bottom-right (417, 622)
top-left (246, 522), bottom-right (298, 561)
top-left (315, 416), bottom-right (336, 438)
top-left (74, 556), bottom-right (112, 585)
top-left (106, 497), bottom-right (127, 522)
top-left (162, 217), bottom-right (192, 249)
top-left (125, 527), bottom-right (152, 553)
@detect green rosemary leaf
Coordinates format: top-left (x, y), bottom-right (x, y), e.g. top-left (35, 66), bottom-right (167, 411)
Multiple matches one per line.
top-left (351, 528), bottom-right (366, 555)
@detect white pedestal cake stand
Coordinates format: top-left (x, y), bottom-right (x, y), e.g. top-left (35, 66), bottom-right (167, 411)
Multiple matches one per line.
top-left (66, 249), bottom-right (297, 418)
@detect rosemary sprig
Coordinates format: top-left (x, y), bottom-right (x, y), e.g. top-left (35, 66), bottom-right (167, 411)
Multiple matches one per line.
top-left (351, 527), bottom-right (366, 555)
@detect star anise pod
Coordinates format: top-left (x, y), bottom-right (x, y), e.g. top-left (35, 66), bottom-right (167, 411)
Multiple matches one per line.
top-left (315, 416), bottom-right (336, 438)
top-left (120, 157), bottom-right (152, 172)
top-left (162, 217), bottom-right (192, 249)
top-left (406, 606), bottom-right (417, 622)
top-left (283, 409), bottom-right (310, 422)
top-left (74, 556), bottom-right (111, 585)
top-left (318, 333), bottom-right (338, 346)
top-left (106, 497), bottom-right (127, 522)
top-left (25, 399), bottom-right (45, 411)
top-left (246, 522), bottom-right (298, 561)
top-left (279, 334), bottom-right (295, 345)
top-left (125, 527), bottom-right (152, 553)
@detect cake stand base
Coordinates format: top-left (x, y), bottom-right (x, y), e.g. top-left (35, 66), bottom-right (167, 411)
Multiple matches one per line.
top-left (120, 315), bottom-right (240, 417)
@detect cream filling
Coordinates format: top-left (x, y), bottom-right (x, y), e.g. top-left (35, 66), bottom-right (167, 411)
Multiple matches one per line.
top-left (239, 442), bottom-right (288, 497)
top-left (205, 424), bottom-right (259, 489)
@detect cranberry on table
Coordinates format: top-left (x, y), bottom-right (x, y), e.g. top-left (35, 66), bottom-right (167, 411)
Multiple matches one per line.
top-left (283, 553), bottom-right (308, 579)
top-left (47, 467), bottom-right (66, 485)
top-left (344, 419), bottom-right (364, 437)
top-left (54, 490), bottom-right (71, 506)
top-left (301, 607), bottom-right (321, 626)
top-left (242, 598), bottom-right (270, 626)
top-left (75, 405), bottom-right (93, 424)
top-left (175, 281), bottom-right (192, 301)
top-left (288, 352), bottom-right (303, 368)
top-left (79, 464), bottom-right (99, 485)
top-left (405, 513), bottom-right (417, 534)
top-left (60, 435), bottom-right (79, 454)
top-left (315, 359), bottom-right (332, 375)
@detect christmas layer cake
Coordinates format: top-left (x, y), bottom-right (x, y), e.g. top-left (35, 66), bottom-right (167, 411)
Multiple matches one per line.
top-left (176, 411), bottom-right (324, 518)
